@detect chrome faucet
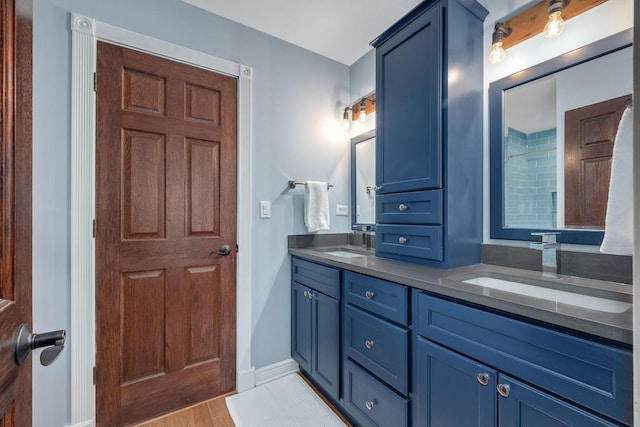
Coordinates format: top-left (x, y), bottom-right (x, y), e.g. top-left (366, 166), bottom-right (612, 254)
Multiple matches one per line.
top-left (358, 226), bottom-right (370, 249)
top-left (530, 232), bottom-right (560, 278)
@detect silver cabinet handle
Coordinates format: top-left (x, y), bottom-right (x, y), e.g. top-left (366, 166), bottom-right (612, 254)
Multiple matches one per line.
top-left (307, 292), bottom-right (314, 299)
top-left (365, 340), bottom-right (375, 349)
top-left (497, 383), bottom-right (510, 398)
top-left (365, 401), bottom-right (374, 410)
top-left (476, 373), bottom-right (489, 386)
top-left (365, 290), bottom-right (375, 300)
top-left (398, 203), bottom-right (407, 211)
top-left (398, 237), bottom-right (407, 244)
top-left (303, 291), bottom-right (308, 298)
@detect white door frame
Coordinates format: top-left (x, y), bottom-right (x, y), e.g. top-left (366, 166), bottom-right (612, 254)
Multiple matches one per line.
top-left (70, 13), bottom-right (254, 426)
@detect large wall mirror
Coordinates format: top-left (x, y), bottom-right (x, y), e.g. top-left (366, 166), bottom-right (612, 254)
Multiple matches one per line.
top-left (351, 130), bottom-right (376, 230)
top-left (490, 29), bottom-right (632, 245)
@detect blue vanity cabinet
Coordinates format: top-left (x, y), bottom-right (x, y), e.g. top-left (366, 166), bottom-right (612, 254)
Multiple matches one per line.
top-left (341, 271), bottom-right (410, 426)
top-left (291, 258), bottom-right (340, 401)
top-left (372, 0), bottom-right (488, 268)
top-left (413, 291), bottom-right (633, 426)
top-left (415, 336), bottom-right (497, 427)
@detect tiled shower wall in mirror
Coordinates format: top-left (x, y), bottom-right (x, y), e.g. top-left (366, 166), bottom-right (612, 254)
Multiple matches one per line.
top-left (504, 127), bottom-right (557, 228)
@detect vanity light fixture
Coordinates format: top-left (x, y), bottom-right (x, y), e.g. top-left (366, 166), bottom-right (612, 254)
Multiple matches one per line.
top-left (358, 97), bottom-right (376, 122)
top-left (489, 0), bottom-right (606, 66)
top-left (489, 22), bottom-right (512, 65)
top-left (544, 0), bottom-right (570, 38)
top-left (342, 107), bottom-right (352, 130)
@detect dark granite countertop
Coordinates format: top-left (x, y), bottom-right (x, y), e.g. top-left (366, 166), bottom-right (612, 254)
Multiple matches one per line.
top-left (288, 245), bottom-right (632, 346)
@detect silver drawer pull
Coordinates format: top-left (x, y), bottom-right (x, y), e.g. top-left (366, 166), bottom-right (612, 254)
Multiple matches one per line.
top-left (307, 292), bottom-right (314, 299)
top-left (398, 237), bottom-right (407, 244)
top-left (365, 340), bottom-right (375, 349)
top-left (497, 383), bottom-right (510, 398)
top-left (365, 290), bottom-right (375, 300)
top-left (398, 203), bottom-right (408, 211)
top-left (303, 291), bottom-right (308, 297)
top-left (476, 373), bottom-right (489, 386)
top-left (365, 401), bottom-right (374, 410)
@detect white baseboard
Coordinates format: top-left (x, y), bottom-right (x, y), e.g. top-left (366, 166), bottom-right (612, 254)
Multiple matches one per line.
top-left (237, 366), bottom-right (256, 393)
top-left (254, 358), bottom-right (299, 386)
top-left (65, 420), bottom-right (93, 427)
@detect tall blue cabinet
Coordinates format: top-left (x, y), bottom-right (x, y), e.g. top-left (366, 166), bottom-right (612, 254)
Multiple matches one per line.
top-left (372, 0), bottom-right (488, 268)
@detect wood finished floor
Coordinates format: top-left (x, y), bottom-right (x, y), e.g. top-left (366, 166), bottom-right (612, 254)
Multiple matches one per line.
top-left (133, 373), bottom-right (351, 427)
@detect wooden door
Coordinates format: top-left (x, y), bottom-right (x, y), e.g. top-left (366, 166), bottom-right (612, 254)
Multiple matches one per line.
top-left (0, 0), bottom-right (32, 425)
top-left (565, 95), bottom-right (629, 229)
top-left (95, 42), bottom-right (237, 426)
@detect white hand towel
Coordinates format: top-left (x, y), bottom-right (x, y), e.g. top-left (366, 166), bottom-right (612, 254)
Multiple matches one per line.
top-left (600, 106), bottom-right (633, 255)
top-left (304, 181), bottom-right (330, 232)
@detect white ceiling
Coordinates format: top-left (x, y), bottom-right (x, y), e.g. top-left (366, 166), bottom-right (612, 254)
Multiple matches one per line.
top-left (182, 0), bottom-right (425, 65)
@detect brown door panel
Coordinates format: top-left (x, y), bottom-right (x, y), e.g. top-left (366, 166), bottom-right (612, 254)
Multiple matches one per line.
top-left (96, 42), bottom-right (237, 426)
top-left (564, 94), bottom-right (629, 229)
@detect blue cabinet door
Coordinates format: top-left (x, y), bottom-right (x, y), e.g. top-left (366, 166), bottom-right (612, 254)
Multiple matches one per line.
top-left (313, 290), bottom-right (340, 400)
top-left (376, 4), bottom-right (442, 194)
top-left (414, 336), bottom-right (497, 427)
top-left (497, 374), bottom-right (619, 427)
top-left (291, 282), bottom-right (312, 373)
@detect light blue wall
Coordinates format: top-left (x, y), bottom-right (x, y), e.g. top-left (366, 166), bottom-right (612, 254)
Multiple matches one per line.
top-left (33, 0), bottom-right (350, 425)
top-left (350, 49), bottom-right (375, 102)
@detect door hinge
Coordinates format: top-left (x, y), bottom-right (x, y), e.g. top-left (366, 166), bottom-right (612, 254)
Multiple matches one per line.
top-left (93, 366), bottom-right (96, 385)
top-left (92, 219), bottom-right (96, 238)
top-left (236, 243), bottom-right (239, 253)
top-left (93, 72), bottom-right (97, 92)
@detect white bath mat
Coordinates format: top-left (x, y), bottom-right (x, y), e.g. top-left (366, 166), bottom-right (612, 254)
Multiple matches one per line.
top-left (225, 373), bottom-right (346, 427)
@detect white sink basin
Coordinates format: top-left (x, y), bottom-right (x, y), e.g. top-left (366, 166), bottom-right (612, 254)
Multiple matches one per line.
top-left (321, 250), bottom-right (366, 258)
top-left (462, 276), bottom-right (631, 314)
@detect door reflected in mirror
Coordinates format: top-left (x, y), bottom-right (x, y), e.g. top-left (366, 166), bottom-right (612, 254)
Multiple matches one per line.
top-left (351, 130), bottom-right (376, 230)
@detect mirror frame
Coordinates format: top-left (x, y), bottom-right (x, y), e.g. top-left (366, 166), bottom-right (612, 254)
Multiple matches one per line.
top-left (351, 129), bottom-right (376, 231)
top-left (489, 29), bottom-right (633, 245)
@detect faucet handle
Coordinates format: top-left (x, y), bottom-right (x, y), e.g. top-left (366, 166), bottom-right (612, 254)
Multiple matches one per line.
top-left (531, 232), bottom-right (560, 244)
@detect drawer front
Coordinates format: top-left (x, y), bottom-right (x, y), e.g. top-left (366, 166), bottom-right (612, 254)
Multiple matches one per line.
top-left (416, 292), bottom-right (633, 426)
top-left (343, 271), bottom-right (408, 325)
top-left (376, 224), bottom-right (443, 261)
top-left (376, 190), bottom-right (442, 224)
top-left (343, 358), bottom-right (409, 427)
top-left (343, 305), bottom-right (409, 395)
top-left (292, 257), bottom-right (340, 299)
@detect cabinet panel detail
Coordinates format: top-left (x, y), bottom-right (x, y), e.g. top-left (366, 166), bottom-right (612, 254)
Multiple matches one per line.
top-left (343, 305), bottom-right (408, 395)
top-left (376, 190), bottom-right (443, 225)
top-left (416, 293), bottom-right (632, 425)
top-left (414, 337), bottom-right (497, 427)
top-left (498, 374), bottom-right (619, 427)
top-left (343, 358), bottom-right (408, 427)
top-left (376, 224), bottom-right (443, 261)
top-left (376, 6), bottom-right (442, 194)
top-left (292, 257), bottom-right (340, 299)
top-left (343, 271), bottom-right (408, 325)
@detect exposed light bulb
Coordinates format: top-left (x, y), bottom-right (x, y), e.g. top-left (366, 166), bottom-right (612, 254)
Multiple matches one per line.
top-left (342, 108), bottom-right (350, 129)
top-left (359, 100), bottom-right (367, 122)
top-left (544, 10), bottom-right (565, 38)
top-left (488, 41), bottom-right (506, 64)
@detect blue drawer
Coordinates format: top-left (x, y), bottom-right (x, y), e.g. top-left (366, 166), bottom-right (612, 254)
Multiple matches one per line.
top-left (376, 190), bottom-right (442, 224)
top-left (376, 224), bottom-right (443, 261)
top-left (343, 305), bottom-right (409, 395)
top-left (343, 271), bottom-right (408, 325)
top-left (291, 257), bottom-right (340, 299)
top-left (415, 292), bottom-right (633, 426)
top-left (343, 358), bottom-right (408, 427)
